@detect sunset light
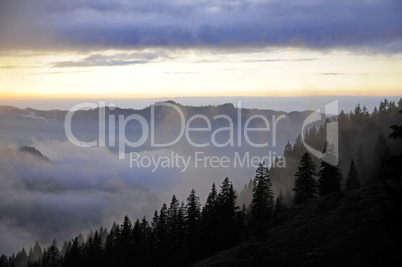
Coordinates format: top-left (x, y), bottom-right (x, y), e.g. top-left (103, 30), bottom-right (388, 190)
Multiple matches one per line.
top-left (1, 1), bottom-right (402, 264)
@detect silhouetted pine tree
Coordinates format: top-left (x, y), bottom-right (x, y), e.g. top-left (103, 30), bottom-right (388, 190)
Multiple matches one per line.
top-left (139, 217), bottom-right (152, 266)
top-left (29, 242), bottom-right (42, 263)
top-left (63, 237), bottom-right (83, 267)
top-left (14, 248), bottom-right (28, 267)
top-left (235, 203), bottom-right (247, 239)
top-left (356, 144), bottom-right (365, 175)
top-left (318, 143), bottom-right (342, 196)
top-left (284, 141), bottom-right (292, 156)
top-left (92, 231), bottom-right (103, 266)
top-left (0, 255), bottom-right (8, 267)
top-left (152, 204), bottom-right (169, 266)
top-left (293, 153), bottom-right (317, 204)
top-left (104, 228), bottom-right (116, 267)
top-left (274, 191), bottom-right (287, 218)
top-left (167, 195), bottom-right (183, 264)
top-left (345, 159), bottom-right (360, 191)
top-left (293, 134), bottom-right (305, 157)
top-left (185, 189), bottom-right (201, 262)
top-left (272, 190), bottom-right (289, 226)
top-left (382, 109), bottom-right (402, 181)
top-left (389, 110), bottom-right (402, 141)
top-left (375, 133), bottom-right (390, 158)
top-left (201, 183), bottom-right (219, 257)
top-left (216, 178), bottom-right (238, 250)
top-left (250, 163), bottom-right (274, 233)
top-left (176, 202), bottom-right (186, 264)
top-left (42, 239), bottom-right (61, 267)
top-left (131, 219), bottom-right (143, 266)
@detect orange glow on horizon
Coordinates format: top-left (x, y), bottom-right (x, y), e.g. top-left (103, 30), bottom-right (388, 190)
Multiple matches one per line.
top-left (1, 88), bottom-right (401, 101)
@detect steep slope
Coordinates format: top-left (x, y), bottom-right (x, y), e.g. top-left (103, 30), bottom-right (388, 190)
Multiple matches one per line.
top-left (18, 146), bottom-right (51, 162)
top-left (194, 182), bottom-right (402, 267)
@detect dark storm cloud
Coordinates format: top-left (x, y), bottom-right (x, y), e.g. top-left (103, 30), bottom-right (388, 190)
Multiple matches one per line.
top-left (1, 0), bottom-right (402, 52)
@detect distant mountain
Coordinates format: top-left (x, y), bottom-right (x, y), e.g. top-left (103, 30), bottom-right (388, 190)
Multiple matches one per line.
top-left (0, 101), bottom-right (323, 156)
top-left (18, 146), bottom-right (51, 162)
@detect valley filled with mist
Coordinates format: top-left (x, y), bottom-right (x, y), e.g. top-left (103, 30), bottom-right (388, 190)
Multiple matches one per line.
top-left (0, 101), bottom-right (319, 253)
top-left (1, 98), bottom-right (402, 267)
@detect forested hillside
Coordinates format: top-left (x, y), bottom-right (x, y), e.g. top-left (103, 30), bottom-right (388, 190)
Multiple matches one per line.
top-left (1, 98), bottom-right (401, 267)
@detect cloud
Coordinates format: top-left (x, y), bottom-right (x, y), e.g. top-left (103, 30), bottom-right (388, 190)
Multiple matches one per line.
top-left (319, 72), bottom-right (344, 75)
top-left (0, 66), bottom-right (21, 69)
top-left (0, 0), bottom-right (401, 53)
top-left (30, 70), bottom-right (93, 75)
top-left (0, 66), bottom-right (41, 69)
top-left (52, 52), bottom-right (160, 68)
top-left (0, 143), bottom-right (162, 255)
top-left (242, 58), bottom-right (318, 63)
top-left (163, 71), bottom-right (204, 75)
top-left (0, 103), bottom-right (307, 254)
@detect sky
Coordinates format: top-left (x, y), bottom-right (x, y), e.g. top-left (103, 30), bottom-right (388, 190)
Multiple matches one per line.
top-left (0, 0), bottom-right (401, 102)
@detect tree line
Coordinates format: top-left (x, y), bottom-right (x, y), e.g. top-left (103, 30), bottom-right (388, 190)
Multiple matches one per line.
top-left (1, 98), bottom-right (401, 267)
top-left (0, 174), bottom-right (270, 267)
top-left (270, 98), bottom-right (402, 203)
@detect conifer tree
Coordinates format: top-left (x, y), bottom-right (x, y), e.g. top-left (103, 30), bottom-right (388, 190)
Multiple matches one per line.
top-left (318, 143), bottom-right (342, 196)
top-left (32, 242), bottom-right (42, 262)
top-left (235, 203), bottom-right (247, 238)
top-left (76, 233), bottom-right (85, 247)
top-left (250, 163), bottom-right (274, 225)
top-left (293, 153), bottom-right (317, 204)
top-left (153, 204), bottom-right (169, 265)
top-left (345, 159), bottom-right (360, 191)
top-left (83, 231), bottom-right (103, 267)
top-left (372, 106), bottom-right (378, 117)
top-left (60, 241), bottom-right (69, 258)
top-left (104, 229), bottom-right (116, 267)
top-left (201, 183), bottom-right (219, 257)
top-left (356, 144), bottom-right (364, 171)
top-left (121, 215), bottom-right (132, 244)
top-left (273, 190), bottom-right (289, 226)
top-left (14, 248), bottom-right (28, 267)
top-left (138, 216), bottom-right (152, 265)
top-left (389, 110), bottom-right (402, 140)
top-left (375, 133), bottom-right (390, 157)
top-left (63, 238), bottom-right (82, 267)
top-left (216, 178), bottom-right (238, 249)
top-left (167, 195), bottom-right (183, 264)
top-left (185, 189), bottom-right (201, 261)
top-left (0, 255), bottom-right (8, 267)
top-left (284, 141), bottom-right (292, 157)
top-left (293, 134), bottom-right (304, 155)
top-left (42, 239), bottom-right (60, 267)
